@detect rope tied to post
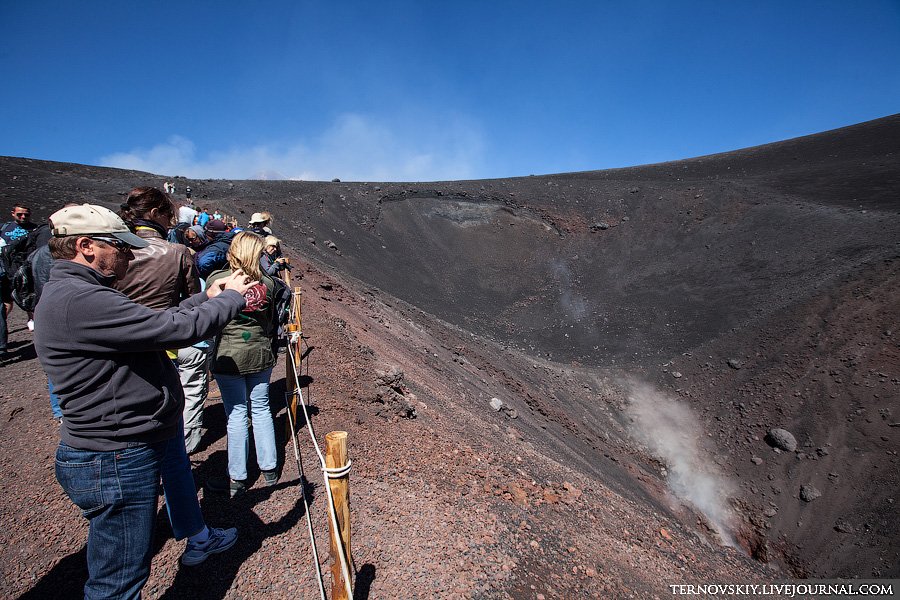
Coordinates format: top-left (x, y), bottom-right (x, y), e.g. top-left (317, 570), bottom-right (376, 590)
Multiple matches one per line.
top-left (324, 460), bottom-right (352, 479)
top-left (281, 286), bottom-right (354, 600)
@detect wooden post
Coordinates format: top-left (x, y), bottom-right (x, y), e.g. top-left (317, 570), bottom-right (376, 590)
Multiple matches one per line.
top-left (325, 431), bottom-right (352, 600)
top-left (294, 285), bottom-right (302, 333)
top-left (280, 257), bottom-right (292, 284)
top-left (284, 286), bottom-right (303, 439)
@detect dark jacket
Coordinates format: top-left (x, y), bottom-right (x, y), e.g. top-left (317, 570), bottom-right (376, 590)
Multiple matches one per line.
top-left (260, 252), bottom-right (287, 277)
top-left (113, 226), bottom-right (200, 310)
top-left (207, 268), bottom-right (277, 375)
top-left (34, 260), bottom-right (246, 451)
top-left (195, 231), bottom-right (237, 280)
top-left (31, 245), bottom-right (53, 304)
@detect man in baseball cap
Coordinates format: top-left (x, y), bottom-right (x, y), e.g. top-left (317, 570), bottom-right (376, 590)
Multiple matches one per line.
top-left (50, 203), bottom-right (149, 248)
top-left (35, 203), bottom-right (259, 597)
top-left (44, 203), bottom-right (148, 282)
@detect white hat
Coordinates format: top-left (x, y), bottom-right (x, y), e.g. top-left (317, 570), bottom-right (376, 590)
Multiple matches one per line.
top-left (249, 212), bottom-right (268, 224)
top-left (49, 204), bottom-right (149, 248)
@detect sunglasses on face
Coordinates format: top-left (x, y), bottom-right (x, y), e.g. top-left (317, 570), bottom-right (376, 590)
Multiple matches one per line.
top-left (90, 237), bottom-right (131, 252)
top-left (14, 212), bottom-right (30, 218)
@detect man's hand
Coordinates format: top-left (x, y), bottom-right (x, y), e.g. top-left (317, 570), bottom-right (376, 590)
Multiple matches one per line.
top-left (206, 269), bottom-right (260, 299)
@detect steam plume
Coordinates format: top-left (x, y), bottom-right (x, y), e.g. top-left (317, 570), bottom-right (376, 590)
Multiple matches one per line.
top-left (625, 381), bottom-right (736, 546)
top-left (551, 259), bottom-right (588, 321)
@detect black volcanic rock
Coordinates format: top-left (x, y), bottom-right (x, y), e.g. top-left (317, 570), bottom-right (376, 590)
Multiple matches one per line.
top-left (766, 428), bottom-right (798, 452)
top-left (800, 485), bottom-right (822, 502)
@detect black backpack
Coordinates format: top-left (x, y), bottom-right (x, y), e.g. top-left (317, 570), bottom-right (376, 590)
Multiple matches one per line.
top-left (9, 225), bottom-right (49, 312)
top-left (11, 256), bottom-right (36, 311)
top-left (269, 276), bottom-right (293, 350)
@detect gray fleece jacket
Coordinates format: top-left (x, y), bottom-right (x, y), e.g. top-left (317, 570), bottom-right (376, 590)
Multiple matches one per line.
top-left (34, 260), bottom-right (245, 451)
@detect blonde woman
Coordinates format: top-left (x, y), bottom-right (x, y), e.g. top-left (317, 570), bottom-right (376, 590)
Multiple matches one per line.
top-left (260, 235), bottom-right (289, 278)
top-left (206, 232), bottom-right (279, 497)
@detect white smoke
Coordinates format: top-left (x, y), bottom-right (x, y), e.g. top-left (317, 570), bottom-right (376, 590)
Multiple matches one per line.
top-left (625, 381), bottom-right (737, 546)
top-left (98, 112), bottom-right (485, 183)
top-left (551, 259), bottom-right (588, 321)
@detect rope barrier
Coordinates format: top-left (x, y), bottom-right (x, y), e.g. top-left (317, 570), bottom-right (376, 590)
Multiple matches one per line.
top-left (282, 362), bottom-right (326, 600)
top-left (283, 289), bottom-right (354, 600)
top-left (324, 461), bottom-right (352, 478)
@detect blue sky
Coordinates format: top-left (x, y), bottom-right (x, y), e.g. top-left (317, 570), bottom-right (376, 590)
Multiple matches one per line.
top-left (2, 1), bottom-right (899, 182)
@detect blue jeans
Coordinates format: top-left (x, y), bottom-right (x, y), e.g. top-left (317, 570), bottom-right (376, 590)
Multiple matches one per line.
top-left (160, 421), bottom-right (205, 540)
top-left (0, 292), bottom-right (7, 351)
top-left (56, 442), bottom-right (160, 600)
top-left (216, 368), bottom-right (276, 481)
top-left (55, 434), bottom-right (205, 599)
top-left (48, 378), bottom-right (62, 419)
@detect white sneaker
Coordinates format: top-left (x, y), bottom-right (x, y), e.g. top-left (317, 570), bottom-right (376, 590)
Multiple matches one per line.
top-left (27, 320), bottom-right (34, 331)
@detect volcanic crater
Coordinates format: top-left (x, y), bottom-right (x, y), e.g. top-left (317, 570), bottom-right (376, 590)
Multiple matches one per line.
top-left (1, 114), bottom-right (898, 598)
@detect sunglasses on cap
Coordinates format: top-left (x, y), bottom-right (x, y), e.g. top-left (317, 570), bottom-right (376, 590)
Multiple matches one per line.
top-left (90, 236), bottom-right (131, 251)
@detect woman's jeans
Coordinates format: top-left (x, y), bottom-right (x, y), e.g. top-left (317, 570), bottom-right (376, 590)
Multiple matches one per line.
top-left (216, 368), bottom-right (276, 481)
top-left (55, 431), bottom-right (205, 600)
top-left (159, 421), bottom-right (205, 540)
top-left (48, 378), bottom-right (62, 419)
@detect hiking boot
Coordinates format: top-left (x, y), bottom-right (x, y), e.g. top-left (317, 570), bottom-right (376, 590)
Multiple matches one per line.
top-left (205, 477), bottom-right (247, 498)
top-left (181, 527), bottom-right (238, 566)
top-left (261, 468), bottom-right (280, 487)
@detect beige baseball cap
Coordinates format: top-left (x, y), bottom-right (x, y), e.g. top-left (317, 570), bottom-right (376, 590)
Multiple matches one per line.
top-left (249, 212), bottom-right (268, 224)
top-left (49, 204), bottom-right (149, 248)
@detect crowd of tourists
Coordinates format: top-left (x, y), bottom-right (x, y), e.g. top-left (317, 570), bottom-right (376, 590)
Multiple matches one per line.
top-left (0, 188), bottom-right (294, 598)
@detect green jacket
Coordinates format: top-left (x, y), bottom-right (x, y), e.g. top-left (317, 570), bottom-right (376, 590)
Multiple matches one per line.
top-left (208, 268), bottom-right (277, 375)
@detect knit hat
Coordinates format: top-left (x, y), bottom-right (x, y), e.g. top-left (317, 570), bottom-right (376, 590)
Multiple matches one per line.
top-left (204, 219), bottom-right (228, 235)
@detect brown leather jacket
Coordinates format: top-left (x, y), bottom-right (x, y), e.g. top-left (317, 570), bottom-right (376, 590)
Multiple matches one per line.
top-left (114, 227), bottom-right (200, 310)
